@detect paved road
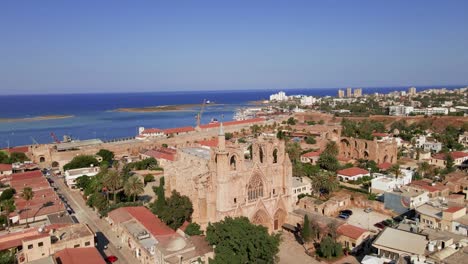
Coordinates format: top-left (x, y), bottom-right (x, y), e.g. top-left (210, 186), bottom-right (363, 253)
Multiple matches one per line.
top-left (52, 174), bottom-right (135, 263)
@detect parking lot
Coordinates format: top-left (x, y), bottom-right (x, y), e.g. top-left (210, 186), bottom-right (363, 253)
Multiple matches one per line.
top-left (345, 207), bottom-right (391, 232)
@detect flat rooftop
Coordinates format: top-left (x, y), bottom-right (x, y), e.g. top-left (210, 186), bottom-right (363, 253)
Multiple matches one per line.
top-left (180, 147), bottom-right (211, 160)
top-left (373, 228), bottom-right (427, 255)
top-left (56, 139), bottom-right (103, 151)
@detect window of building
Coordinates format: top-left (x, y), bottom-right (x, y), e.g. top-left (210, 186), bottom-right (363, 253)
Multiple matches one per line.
top-left (273, 189), bottom-right (275, 195)
top-left (233, 198), bottom-right (237, 204)
top-left (38, 242), bottom-right (43, 247)
top-left (273, 149), bottom-right (278, 163)
top-left (248, 174), bottom-right (264, 202)
top-left (74, 244), bottom-right (80, 248)
top-left (85, 241), bottom-right (91, 246)
top-left (28, 244), bottom-right (33, 249)
top-left (259, 147), bottom-right (264, 163)
top-left (352, 243), bottom-right (356, 247)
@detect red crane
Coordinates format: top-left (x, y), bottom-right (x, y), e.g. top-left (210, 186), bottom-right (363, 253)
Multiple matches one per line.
top-left (50, 132), bottom-right (60, 144)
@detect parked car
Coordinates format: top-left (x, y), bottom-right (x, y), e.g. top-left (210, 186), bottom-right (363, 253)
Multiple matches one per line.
top-left (338, 213), bottom-right (350, 220)
top-left (374, 222), bottom-right (385, 229)
top-left (340, 209), bottom-right (353, 216)
top-left (105, 256), bottom-right (118, 263)
top-left (364, 208), bottom-right (373, 213)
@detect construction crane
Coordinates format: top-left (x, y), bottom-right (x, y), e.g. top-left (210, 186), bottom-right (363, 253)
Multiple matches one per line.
top-left (50, 132), bottom-right (60, 144)
top-left (195, 99), bottom-right (206, 128)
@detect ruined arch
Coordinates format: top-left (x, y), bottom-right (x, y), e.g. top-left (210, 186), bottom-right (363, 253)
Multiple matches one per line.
top-left (230, 155), bottom-right (237, 170)
top-left (272, 149), bottom-right (278, 164)
top-left (363, 151), bottom-right (369, 159)
top-left (383, 155), bottom-right (389, 163)
top-left (247, 173), bottom-right (264, 202)
top-left (353, 149), bottom-right (360, 159)
top-left (341, 138), bottom-right (350, 147)
top-left (354, 141), bottom-right (358, 148)
top-left (273, 209), bottom-right (287, 230)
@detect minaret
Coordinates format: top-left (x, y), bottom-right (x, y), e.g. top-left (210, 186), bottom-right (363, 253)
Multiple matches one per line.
top-left (218, 122), bottom-right (225, 151)
top-left (215, 122), bottom-right (230, 214)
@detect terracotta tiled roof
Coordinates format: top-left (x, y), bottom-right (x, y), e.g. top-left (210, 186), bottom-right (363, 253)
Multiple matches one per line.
top-left (199, 118), bottom-right (265, 129)
top-left (410, 180), bottom-right (449, 193)
top-left (198, 139), bottom-right (218, 148)
top-left (141, 128), bottom-right (163, 134)
top-left (2, 146), bottom-right (29, 153)
top-left (433, 151), bottom-right (468, 160)
top-left (163, 126), bottom-right (195, 134)
top-left (143, 148), bottom-right (176, 161)
top-left (108, 206), bottom-right (175, 237)
top-left (378, 162), bottom-right (392, 170)
top-left (0, 164), bottom-right (12, 171)
top-left (337, 167), bottom-right (369, 177)
top-left (54, 247), bottom-right (106, 264)
top-left (337, 224), bottom-right (368, 240)
top-left (301, 151), bottom-right (322, 158)
top-left (0, 224), bottom-right (70, 251)
top-left (444, 207), bottom-right (465, 213)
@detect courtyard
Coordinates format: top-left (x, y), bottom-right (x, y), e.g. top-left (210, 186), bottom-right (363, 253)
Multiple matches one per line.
top-left (345, 207), bottom-right (391, 232)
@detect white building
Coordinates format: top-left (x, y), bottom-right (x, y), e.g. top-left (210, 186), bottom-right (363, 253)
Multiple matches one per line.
top-left (336, 167), bottom-right (370, 182)
top-left (291, 177), bottom-right (312, 203)
top-left (388, 105), bottom-right (414, 116)
top-left (414, 135), bottom-right (442, 152)
top-left (64, 166), bottom-right (100, 188)
top-left (300, 96), bottom-right (316, 106)
top-left (269, 91), bottom-right (288, 101)
top-left (412, 107), bottom-right (449, 116)
top-left (371, 169), bottom-right (413, 193)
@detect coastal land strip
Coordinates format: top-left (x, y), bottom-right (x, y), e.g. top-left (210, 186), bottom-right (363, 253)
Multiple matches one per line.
top-left (113, 103), bottom-right (221, 113)
top-left (0, 115), bottom-right (74, 123)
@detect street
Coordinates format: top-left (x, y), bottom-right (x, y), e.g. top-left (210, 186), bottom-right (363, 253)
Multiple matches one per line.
top-left (52, 173), bottom-right (135, 263)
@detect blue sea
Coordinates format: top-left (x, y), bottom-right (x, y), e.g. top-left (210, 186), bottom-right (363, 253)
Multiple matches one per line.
top-left (0, 86), bottom-right (460, 147)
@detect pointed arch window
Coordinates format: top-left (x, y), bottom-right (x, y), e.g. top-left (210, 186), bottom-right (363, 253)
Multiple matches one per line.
top-left (248, 174), bottom-right (264, 202)
top-left (273, 149), bottom-right (278, 164)
top-left (230, 155), bottom-right (237, 170)
top-left (259, 147), bottom-right (264, 163)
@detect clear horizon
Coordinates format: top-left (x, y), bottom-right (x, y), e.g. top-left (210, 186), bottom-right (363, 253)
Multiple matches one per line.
top-left (1, 1), bottom-right (468, 94)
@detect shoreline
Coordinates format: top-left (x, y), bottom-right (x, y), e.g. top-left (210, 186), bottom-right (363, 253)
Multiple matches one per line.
top-left (113, 103), bottom-right (221, 113)
top-left (0, 115), bottom-right (74, 123)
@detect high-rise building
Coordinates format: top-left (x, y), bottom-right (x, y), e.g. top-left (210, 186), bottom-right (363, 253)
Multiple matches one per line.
top-left (408, 87), bottom-right (417, 96)
top-left (346, 87), bottom-right (352, 97)
top-left (354, 88), bottom-right (362, 97)
top-left (338, 89), bottom-right (345, 98)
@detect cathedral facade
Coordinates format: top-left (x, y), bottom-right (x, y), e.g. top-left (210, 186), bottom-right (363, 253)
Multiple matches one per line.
top-left (164, 126), bottom-right (293, 232)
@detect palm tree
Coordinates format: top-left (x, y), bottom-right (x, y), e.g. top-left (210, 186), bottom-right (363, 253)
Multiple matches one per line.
top-left (388, 164), bottom-right (402, 180)
top-left (311, 171), bottom-right (339, 198)
top-left (0, 199), bottom-right (15, 229)
top-left (103, 170), bottom-right (123, 203)
top-left (418, 162), bottom-right (431, 178)
top-left (124, 176), bottom-right (144, 202)
top-left (21, 187), bottom-right (34, 227)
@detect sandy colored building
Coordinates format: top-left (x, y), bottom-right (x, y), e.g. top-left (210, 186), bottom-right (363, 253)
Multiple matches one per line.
top-left (336, 224), bottom-right (371, 252)
top-left (339, 137), bottom-right (398, 164)
top-left (107, 206), bottom-right (213, 264)
top-left (165, 125), bottom-right (292, 232)
top-left (298, 193), bottom-right (351, 216)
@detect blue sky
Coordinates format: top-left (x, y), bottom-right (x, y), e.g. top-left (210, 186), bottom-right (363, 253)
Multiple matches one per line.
top-left (0, 1), bottom-right (467, 94)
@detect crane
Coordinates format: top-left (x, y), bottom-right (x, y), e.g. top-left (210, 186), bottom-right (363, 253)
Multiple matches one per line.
top-left (50, 132), bottom-right (60, 144)
top-left (195, 99), bottom-right (206, 128)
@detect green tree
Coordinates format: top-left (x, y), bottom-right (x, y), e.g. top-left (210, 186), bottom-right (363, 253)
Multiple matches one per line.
top-left (0, 250), bottom-right (15, 264)
top-left (445, 153), bottom-right (455, 172)
top-left (206, 217), bottom-right (280, 264)
top-left (124, 176), bottom-right (144, 202)
top-left (417, 162), bottom-right (431, 178)
top-left (21, 187), bottom-right (34, 227)
top-left (317, 236), bottom-right (342, 259)
top-left (185, 222), bottom-right (203, 236)
top-left (301, 214), bottom-right (312, 243)
top-left (86, 192), bottom-right (108, 211)
top-left (151, 177), bottom-right (166, 214)
top-left (388, 164), bottom-right (402, 179)
top-left (287, 117), bottom-right (297, 125)
top-left (0, 151), bottom-right (9, 163)
top-left (63, 155), bottom-right (99, 171)
top-left (310, 171), bottom-right (339, 198)
top-left (225, 132), bottom-right (234, 140)
top-left (286, 142), bottom-right (302, 163)
top-left (144, 174), bottom-right (155, 185)
top-left (0, 188), bottom-right (16, 201)
top-left (8, 152), bottom-right (29, 163)
top-left (305, 136), bottom-right (316, 145)
top-left (103, 170), bottom-right (123, 203)
top-left (158, 190), bottom-right (193, 230)
top-left (75, 176), bottom-right (91, 190)
top-left (317, 153), bottom-right (339, 172)
top-left (0, 199), bottom-right (15, 229)
top-left (96, 149), bottom-right (114, 164)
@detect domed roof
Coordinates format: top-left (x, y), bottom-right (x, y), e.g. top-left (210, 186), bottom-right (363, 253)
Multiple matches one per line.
top-left (166, 236), bottom-right (187, 252)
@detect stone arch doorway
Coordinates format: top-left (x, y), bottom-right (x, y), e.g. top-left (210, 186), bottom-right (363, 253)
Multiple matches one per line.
top-left (273, 209), bottom-right (287, 230)
top-left (39, 156), bottom-right (46, 163)
top-left (363, 151), bottom-right (369, 159)
top-left (251, 209), bottom-right (270, 229)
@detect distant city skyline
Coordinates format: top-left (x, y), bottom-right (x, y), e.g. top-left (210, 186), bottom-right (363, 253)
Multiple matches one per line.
top-left (1, 1), bottom-right (468, 94)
